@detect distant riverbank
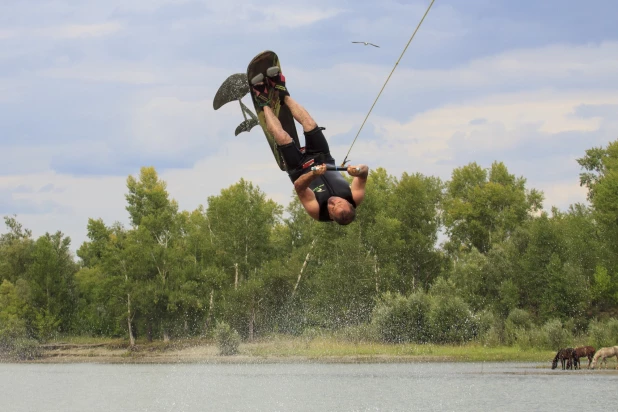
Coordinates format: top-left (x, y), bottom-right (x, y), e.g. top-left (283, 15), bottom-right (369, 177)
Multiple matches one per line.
top-left (3, 336), bottom-right (561, 365)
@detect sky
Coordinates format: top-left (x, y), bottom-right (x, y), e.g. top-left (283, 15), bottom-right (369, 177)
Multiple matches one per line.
top-left (1, 0), bottom-right (617, 255)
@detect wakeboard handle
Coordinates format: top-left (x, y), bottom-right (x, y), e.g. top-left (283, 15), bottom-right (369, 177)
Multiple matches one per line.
top-left (311, 165), bottom-right (359, 172)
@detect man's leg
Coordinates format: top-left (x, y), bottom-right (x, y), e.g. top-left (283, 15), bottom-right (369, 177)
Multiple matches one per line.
top-left (264, 68), bottom-right (317, 133)
top-left (282, 96), bottom-right (317, 133)
top-left (263, 106), bottom-right (294, 146)
top-left (263, 69), bottom-right (330, 158)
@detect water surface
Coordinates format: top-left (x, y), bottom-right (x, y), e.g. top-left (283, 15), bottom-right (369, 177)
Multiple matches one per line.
top-left (2, 362), bottom-right (617, 411)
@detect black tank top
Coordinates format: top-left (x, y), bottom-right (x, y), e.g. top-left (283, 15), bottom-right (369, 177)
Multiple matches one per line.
top-left (309, 167), bottom-right (357, 222)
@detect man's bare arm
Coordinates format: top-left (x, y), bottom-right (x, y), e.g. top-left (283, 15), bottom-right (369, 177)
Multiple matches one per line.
top-left (293, 164), bottom-right (326, 220)
top-left (348, 164), bottom-right (369, 206)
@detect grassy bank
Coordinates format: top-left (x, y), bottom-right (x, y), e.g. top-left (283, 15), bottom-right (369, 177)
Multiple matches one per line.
top-left (12, 335), bottom-right (558, 364)
top-left (242, 336), bottom-right (554, 362)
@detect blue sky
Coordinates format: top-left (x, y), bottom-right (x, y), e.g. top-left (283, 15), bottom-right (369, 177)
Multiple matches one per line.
top-left (1, 0), bottom-right (617, 253)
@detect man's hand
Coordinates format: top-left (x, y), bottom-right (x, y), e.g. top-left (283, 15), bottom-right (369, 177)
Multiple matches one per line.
top-left (312, 164), bottom-right (327, 175)
top-left (347, 164), bottom-right (368, 178)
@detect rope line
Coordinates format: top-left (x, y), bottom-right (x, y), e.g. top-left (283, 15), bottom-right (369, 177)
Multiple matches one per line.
top-left (341, 0), bottom-right (436, 166)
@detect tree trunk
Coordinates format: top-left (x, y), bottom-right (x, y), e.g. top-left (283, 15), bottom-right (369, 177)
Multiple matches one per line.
top-left (123, 263), bottom-right (135, 346)
top-left (249, 304), bottom-right (255, 342)
top-left (234, 263), bottom-right (239, 290)
top-left (292, 239), bottom-right (316, 298)
top-left (205, 289), bottom-right (214, 332)
top-left (162, 320), bottom-right (170, 342)
top-left (147, 322), bottom-right (153, 342)
top-left (127, 293), bottom-right (135, 347)
top-left (374, 253), bottom-right (379, 294)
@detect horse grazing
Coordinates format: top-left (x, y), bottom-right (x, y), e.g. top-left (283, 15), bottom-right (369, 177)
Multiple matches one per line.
top-left (573, 346), bottom-right (596, 369)
top-left (552, 348), bottom-right (578, 370)
top-left (590, 346), bottom-right (618, 370)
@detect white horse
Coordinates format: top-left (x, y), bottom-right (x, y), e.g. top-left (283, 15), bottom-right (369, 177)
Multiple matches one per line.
top-left (590, 346), bottom-right (618, 369)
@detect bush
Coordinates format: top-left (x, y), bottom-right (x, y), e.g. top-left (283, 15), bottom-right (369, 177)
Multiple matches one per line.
top-left (589, 318), bottom-right (618, 349)
top-left (0, 318), bottom-right (41, 361)
top-left (428, 296), bottom-right (479, 344)
top-left (371, 292), bottom-right (411, 343)
top-left (407, 292), bottom-right (432, 343)
top-left (504, 308), bottom-right (533, 345)
top-left (7, 338), bottom-right (41, 360)
top-left (214, 321), bottom-right (240, 356)
top-left (477, 311), bottom-right (503, 347)
top-left (541, 318), bottom-right (572, 350)
top-left (371, 291), bottom-right (430, 344)
top-left (35, 309), bottom-right (61, 343)
top-left (514, 328), bottom-right (544, 350)
top-left (506, 309), bottom-right (533, 329)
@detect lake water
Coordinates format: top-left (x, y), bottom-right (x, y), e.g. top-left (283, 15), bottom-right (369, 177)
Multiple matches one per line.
top-left (1, 362), bottom-right (617, 411)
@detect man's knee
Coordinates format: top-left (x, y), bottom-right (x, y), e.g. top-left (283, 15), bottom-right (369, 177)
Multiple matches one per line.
top-left (273, 130), bottom-right (293, 145)
top-left (304, 126), bottom-right (325, 137)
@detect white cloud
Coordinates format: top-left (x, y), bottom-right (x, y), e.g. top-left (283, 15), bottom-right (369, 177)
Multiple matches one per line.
top-left (3, 22), bottom-right (124, 40)
top-left (130, 96), bottom-right (222, 155)
top-left (41, 63), bottom-right (161, 85)
top-left (0, 171), bottom-right (129, 252)
top-left (253, 5), bottom-right (344, 28)
top-left (0, 29), bottom-right (16, 40)
top-left (285, 41), bottom-right (618, 102)
top-left (535, 180), bottom-right (589, 210)
top-left (3, 20), bottom-right (618, 254)
top-left (39, 22), bottom-right (124, 39)
top-left (371, 90), bottom-right (618, 158)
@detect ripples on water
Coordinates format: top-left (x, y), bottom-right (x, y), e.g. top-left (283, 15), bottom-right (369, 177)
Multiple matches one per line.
top-left (2, 362), bottom-right (618, 411)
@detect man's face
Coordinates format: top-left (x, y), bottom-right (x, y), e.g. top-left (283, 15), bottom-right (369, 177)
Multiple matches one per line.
top-left (328, 197), bottom-right (353, 222)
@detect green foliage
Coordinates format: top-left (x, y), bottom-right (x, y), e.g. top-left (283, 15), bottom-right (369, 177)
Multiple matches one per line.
top-left (502, 308), bottom-right (532, 345)
top-left (443, 161), bottom-right (542, 254)
top-left (0, 297), bottom-right (40, 360)
top-left (428, 295), bottom-right (479, 344)
top-left (333, 323), bottom-right (379, 344)
top-left (591, 265), bottom-right (618, 310)
top-left (214, 321), bottom-right (240, 356)
top-left (3, 138), bottom-right (618, 351)
top-left (588, 318), bottom-right (618, 349)
top-left (540, 319), bottom-right (572, 350)
top-left (578, 140), bottom-right (618, 264)
top-left (506, 308), bottom-right (533, 329)
top-left (372, 292), bottom-right (431, 343)
top-left (497, 280), bottom-right (519, 318)
top-left (478, 310), bottom-right (504, 347)
top-left (34, 309), bottom-right (61, 342)
top-left (372, 288), bottom-right (479, 345)
top-left (2, 338), bottom-right (41, 360)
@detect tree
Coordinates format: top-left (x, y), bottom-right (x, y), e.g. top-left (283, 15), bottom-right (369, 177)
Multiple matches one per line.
top-left (125, 167), bottom-right (180, 342)
top-left (26, 231), bottom-right (77, 336)
top-left (443, 161), bottom-right (543, 254)
top-left (206, 179), bottom-right (281, 336)
top-left (578, 139), bottom-right (618, 267)
top-left (206, 179), bottom-right (280, 283)
top-left (0, 216), bottom-right (34, 284)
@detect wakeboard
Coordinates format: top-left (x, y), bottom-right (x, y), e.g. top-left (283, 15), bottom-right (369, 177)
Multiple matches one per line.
top-left (247, 50), bottom-right (300, 171)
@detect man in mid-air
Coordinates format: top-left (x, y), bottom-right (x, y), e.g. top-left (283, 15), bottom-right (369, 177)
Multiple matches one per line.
top-left (251, 69), bottom-right (368, 225)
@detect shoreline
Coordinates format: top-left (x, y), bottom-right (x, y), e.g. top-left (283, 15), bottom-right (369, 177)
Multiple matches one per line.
top-left (1, 338), bottom-right (566, 365)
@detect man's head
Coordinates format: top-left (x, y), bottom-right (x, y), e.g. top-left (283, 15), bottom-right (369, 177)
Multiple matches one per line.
top-left (328, 196), bottom-right (356, 225)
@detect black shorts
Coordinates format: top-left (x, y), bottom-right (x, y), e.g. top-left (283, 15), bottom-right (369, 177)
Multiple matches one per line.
top-left (279, 126), bottom-right (336, 182)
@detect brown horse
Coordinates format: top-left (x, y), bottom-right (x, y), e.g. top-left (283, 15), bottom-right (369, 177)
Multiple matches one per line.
top-left (590, 346), bottom-right (618, 369)
top-left (552, 348), bottom-right (577, 370)
top-left (573, 346), bottom-right (596, 369)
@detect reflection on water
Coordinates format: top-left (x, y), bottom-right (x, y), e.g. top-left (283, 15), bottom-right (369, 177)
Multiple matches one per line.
top-left (2, 362), bottom-right (618, 411)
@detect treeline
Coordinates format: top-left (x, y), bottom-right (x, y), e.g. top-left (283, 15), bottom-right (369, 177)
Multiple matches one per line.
top-left (2, 140), bottom-right (618, 357)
